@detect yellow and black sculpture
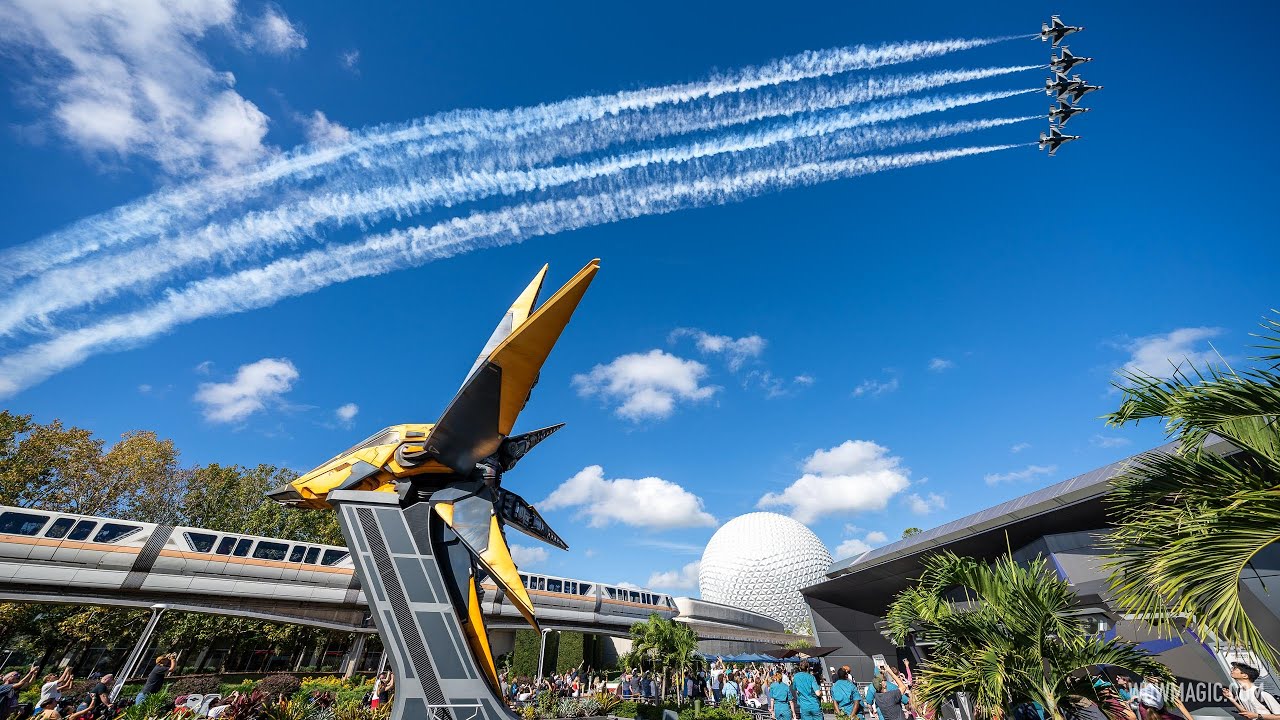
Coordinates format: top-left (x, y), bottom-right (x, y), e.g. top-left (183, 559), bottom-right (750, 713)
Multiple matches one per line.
top-left (267, 259), bottom-right (599, 720)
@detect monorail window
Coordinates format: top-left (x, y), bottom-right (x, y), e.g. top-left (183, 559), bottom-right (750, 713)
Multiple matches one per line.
top-left (629, 591), bottom-right (640, 603)
top-left (520, 574), bottom-right (529, 587)
top-left (67, 520), bottom-right (97, 541)
top-left (579, 583), bottom-right (593, 596)
top-left (232, 538), bottom-right (253, 557)
top-left (566, 582), bottom-right (577, 594)
top-left (45, 518), bottom-right (74, 539)
top-left (605, 587), bottom-right (617, 599)
top-left (0, 511), bottom-right (49, 536)
top-left (288, 546), bottom-right (306, 563)
top-left (547, 579), bottom-right (562, 593)
top-left (185, 532), bottom-right (216, 552)
top-left (321, 549), bottom-right (349, 566)
top-left (93, 523), bottom-right (141, 543)
top-left (253, 541), bottom-right (288, 561)
top-left (216, 537), bottom-right (236, 555)
top-left (304, 547), bottom-right (320, 564)
top-left (642, 593), bottom-right (651, 605)
top-left (537, 577), bottom-right (546, 591)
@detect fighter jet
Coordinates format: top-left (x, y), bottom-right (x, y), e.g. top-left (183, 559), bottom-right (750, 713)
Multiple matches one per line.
top-left (1063, 75), bottom-right (1103, 104)
top-left (1039, 126), bottom-right (1080, 156)
top-left (1041, 15), bottom-right (1084, 46)
top-left (1046, 71), bottom-right (1076, 100)
top-left (1048, 100), bottom-right (1090, 127)
top-left (1051, 46), bottom-right (1092, 74)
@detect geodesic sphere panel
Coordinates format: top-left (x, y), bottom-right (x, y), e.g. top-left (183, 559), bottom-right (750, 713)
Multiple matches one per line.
top-left (698, 512), bottom-right (833, 631)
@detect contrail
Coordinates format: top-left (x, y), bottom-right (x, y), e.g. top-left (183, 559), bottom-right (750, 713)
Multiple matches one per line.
top-left (0, 89), bottom-right (1035, 338)
top-left (0, 142), bottom-right (1020, 397)
top-left (0, 35), bottom-right (1023, 284)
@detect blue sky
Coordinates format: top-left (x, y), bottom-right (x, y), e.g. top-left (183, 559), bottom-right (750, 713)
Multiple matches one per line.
top-left (0, 0), bottom-right (1277, 596)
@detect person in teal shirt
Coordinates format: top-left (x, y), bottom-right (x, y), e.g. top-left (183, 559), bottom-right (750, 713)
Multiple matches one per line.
top-left (791, 663), bottom-right (823, 720)
top-left (768, 672), bottom-right (794, 720)
top-left (831, 667), bottom-right (859, 719)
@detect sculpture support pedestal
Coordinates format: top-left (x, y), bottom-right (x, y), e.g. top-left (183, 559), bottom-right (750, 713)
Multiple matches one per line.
top-left (331, 490), bottom-right (514, 720)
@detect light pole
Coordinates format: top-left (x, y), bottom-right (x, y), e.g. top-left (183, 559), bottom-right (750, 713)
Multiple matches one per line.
top-left (111, 604), bottom-right (167, 702)
top-left (536, 629), bottom-right (554, 687)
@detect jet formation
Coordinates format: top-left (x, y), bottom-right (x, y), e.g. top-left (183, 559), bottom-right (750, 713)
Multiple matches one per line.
top-left (1039, 16), bottom-right (1100, 156)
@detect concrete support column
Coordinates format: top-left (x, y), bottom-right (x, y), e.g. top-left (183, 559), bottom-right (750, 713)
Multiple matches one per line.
top-left (342, 634), bottom-right (368, 678)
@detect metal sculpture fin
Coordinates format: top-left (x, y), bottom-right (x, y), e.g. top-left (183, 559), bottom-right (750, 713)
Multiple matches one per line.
top-left (498, 423), bottom-right (564, 471)
top-left (497, 488), bottom-right (567, 550)
top-left (425, 259), bottom-right (600, 474)
top-left (462, 264), bottom-right (548, 388)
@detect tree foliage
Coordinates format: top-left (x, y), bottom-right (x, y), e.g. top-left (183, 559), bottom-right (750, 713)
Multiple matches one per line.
top-left (886, 552), bottom-right (1169, 720)
top-left (1102, 312), bottom-right (1280, 667)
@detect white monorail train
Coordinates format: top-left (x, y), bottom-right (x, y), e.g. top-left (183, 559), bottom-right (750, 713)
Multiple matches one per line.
top-left (0, 506), bottom-right (676, 625)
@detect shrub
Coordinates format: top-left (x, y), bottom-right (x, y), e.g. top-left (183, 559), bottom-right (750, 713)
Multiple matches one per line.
top-left (260, 699), bottom-right (312, 720)
top-left (580, 697), bottom-right (601, 717)
top-left (557, 698), bottom-right (582, 718)
top-left (223, 690), bottom-right (266, 720)
top-left (255, 674), bottom-right (303, 700)
top-left (612, 701), bottom-right (638, 719)
top-left (120, 693), bottom-right (173, 720)
top-left (169, 676), bottom-right (222, 697)
top-left (592, 692), bottom-right (621, 714)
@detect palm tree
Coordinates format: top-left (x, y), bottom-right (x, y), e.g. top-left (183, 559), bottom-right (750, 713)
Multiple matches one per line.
top-left (627, 613), bottom-right (701, 704)
top-left (886, 551), bottom-right (1170, 720)
top-left (1102, 312), bottom-right (1280, 667)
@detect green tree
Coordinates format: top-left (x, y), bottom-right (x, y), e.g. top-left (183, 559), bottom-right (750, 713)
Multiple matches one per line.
top-left (902, 527), bottom-right (922, 539)
top-left (886, 551), bottom-right (1169, 720)
top-left (627, 613), bottom-right (701, 703)
top-left (183, 464), bottom-right (341, 544)
top-left (1102, 312), bottom-right (1280, 667)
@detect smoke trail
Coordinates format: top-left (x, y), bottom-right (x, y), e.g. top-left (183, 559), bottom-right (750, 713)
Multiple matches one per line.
top-left (0, 90), bottom-right (1035, 338)
top-left (0, 142), bottom-right (1020, 397)
top-left (0, 36), bottom-right (1023, 283)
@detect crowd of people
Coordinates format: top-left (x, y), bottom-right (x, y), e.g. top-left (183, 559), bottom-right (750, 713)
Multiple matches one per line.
top-left (491, 655), bottom-right (1280, 720)
top-left (0, 664), bottom-right (127, 720)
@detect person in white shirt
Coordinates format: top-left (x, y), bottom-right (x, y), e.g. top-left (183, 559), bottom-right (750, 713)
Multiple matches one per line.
top-left (1224, 663), bottom-right (1280, 720)
top-left (38, 668), bottom-right (73, 706)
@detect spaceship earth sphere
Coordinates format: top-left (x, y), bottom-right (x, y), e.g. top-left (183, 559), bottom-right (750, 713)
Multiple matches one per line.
top-left (698, 512), bottom-right (834, 631)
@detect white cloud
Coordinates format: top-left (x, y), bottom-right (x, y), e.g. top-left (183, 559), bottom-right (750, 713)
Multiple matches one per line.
top-left (758, 440), bottom-right (912, 523)
top-left (340, 49), bottom-right (360, 71)
top-left (853, 376), bottom-right (899, 397)
top-left (833, 529), bottom-right (889, 560)
top-left (194, 357), bottom-right (298, 423)
top-left (335, 402), bottom-right (359, 423)
top-left (905, 492), bottom-right (945, 514)
top-left (648, 561), bottom-right (701, 590)
top-left (540, 465), bottom-right (717, 529)
top-left (249, 5), bottom-right (306, 54)
top-left (1010, 442), bottom-right (1031, 454)
top-left (1090, 434), bottom-right (1131, 449)
top-left (304, 110), bottom-right (351, 145)
top-left (510, 544), bottom-right (549, 567)
top-left (984, 464), bottom-right (1057, 486)
top-left (1120, 327), bottom-right (1225, 378)
top-left (834, 537), bottom-right (872, 557)
top-left (0, 0), bottom-right (278, 174)
top-left (928, 357), bottom-right (955, 372)
top-left (670, 328), bottom-right (766, 371)
top-left (616, 581), bottom-right (641, 590)
top-left (138, 384), bottom-right (152, 394)
top-left (573, 349), bottom-right (717, 420)
top-left (794, 374), bottom-right (815, 386)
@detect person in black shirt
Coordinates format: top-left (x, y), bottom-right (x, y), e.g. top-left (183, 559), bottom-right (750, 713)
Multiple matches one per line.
top-left (136, 655), bottom-right (176, 705)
